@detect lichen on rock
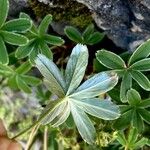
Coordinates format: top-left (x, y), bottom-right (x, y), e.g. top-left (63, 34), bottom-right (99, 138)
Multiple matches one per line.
top-left (28, 0), bottom-right (93, 29)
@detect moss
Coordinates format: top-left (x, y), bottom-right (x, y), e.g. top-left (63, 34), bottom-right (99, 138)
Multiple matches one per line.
top-left (28, 0), bottom-right (93, 29)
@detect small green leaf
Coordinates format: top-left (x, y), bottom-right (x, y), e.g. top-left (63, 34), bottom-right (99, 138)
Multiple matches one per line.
top-left (16, 61), bottom-right (32, 74)
top-left (139, 98), bottom-right (150, 108)
top-left (120, 72), bottom-right (132, 102)
top-left (96, 50), bottom-right (126, 69)
top-left (35, 54), bottom-right (66, 97)
top-left (39, 41), bottom-right (53, 59)
top-left (85, 32), bottom-right (104, 45)
top-left (65, 44), bottom-right (88, 95)
top-left (44, 34), bottom-right (64, 46)
top-left (16, 75), bottom-right (31, 93)
top-left (127, 89), bottom-right (141, 106)
top-left (71, 98), bottom-right (120, 120)
top-left (70, 71), bottom-right (118, 99)
top-left (131, 110), bottom-right (144, 132)
top-left (0, 63), bottom-right (13, 76)
top-left (38, 14), bottom-right (52, 35)
top-left (0, 0), bottom-right (9, 27)
top-left (128, 128), bottom-right (138, 145)
top-left (29, 45), bottom-right (39, 64)
top-left (19, 12), bottom-right (38, 34)
top-left (131, 70), bottom-right (150, 91)
top-left (0, 36), bottom-right (8, 64)
top-left (113, 109), bottom-right (133, 130)
top-left (130, 58), bottom-right (150, 71)
top-left (128, 39), bottom-right (150, 65)
top-left (119, 105), bottom-right (132, 114)
top-left (1, 31), bottom-right (28, 46)
top-left (7, 75), bottom-right (18, 89)
top-left (2, 18), bottom-right (32, 32)
top-left (15, 39), bottom-right (35, 59)
top-left (134, 138), bottom-right (148, 149)
top-left (70, 102), bottom-right (96, 144)
top-left (64, 26), bottom-right (83, 43)
top-left (116, 131), bottom-right (126, 146)
top-left (82, 24), bottom-right (94, 41)
top-left (138, 108), bottom-right (150, 124)
top-left (21, 75), bottom-right (41, 86)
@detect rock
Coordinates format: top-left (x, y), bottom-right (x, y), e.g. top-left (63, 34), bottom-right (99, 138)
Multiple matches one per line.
top-left (9, 0), bottom-right (150, 51)
top-left (8, 0), bottom-right (28, 18)
top-left (75, 0), bottom-right (150, 51)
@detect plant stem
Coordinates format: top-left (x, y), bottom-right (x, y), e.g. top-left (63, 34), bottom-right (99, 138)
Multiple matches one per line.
top-left (25, 124), bottom-right (40, 150)
top-left (43, 126), bottom-right (48, 150)
top-left (12, 121), bottom-right (39, 139)
top-left (12, 98), bottom-right (64, 139)
top-left (125, 146), bottom-right (128, 150)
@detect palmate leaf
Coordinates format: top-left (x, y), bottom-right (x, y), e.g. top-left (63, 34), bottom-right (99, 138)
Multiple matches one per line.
top-left (96, 50), bottom-right (126, 69)
top-left (2, 18), bottom-right (32, 32)
top-left (70, 102), bottom-right (96, 144)
top-left (65, 44), bottom-right (88, 95)
top-left (70, 71), bottom-right (118, 99)
top-left (35, 54), bottom-right (66, 97)
top-left (0, 0), bottom-right (9, 28)
top-left (128, 39), bottom-right (150, 65)
top-left (36, 44), bottom-right (120, 145)
top-left (70, 98), bottom-right (120, 120)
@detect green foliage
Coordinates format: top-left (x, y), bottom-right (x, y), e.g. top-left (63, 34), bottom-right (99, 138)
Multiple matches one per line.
top-left (15, 13), bottom-right (64, 64)
top-left (0, 62), bottom-right (41, 93)
top-left (113, 89), bottom-right (150, 131)
top-left (65, 24), bottom-right (104, 45)
top-left (116, 128), bottom-right (148, 150)
top-left (0, 0), bottom-right (31, 64)
top-left (96, 40), bottom-right (150, 102)
top-left (0, 0), bottom-right (149, 148)
top-left (36, 44), bottom-right (120, 144)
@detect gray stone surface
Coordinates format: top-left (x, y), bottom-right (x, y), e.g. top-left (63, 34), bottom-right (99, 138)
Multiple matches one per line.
top-left (8, 0), bottom-right (28, 18)
top-left (9, 0), bottom-right (150, 51)
top-left (76, 0), bottom-right (150, 51)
